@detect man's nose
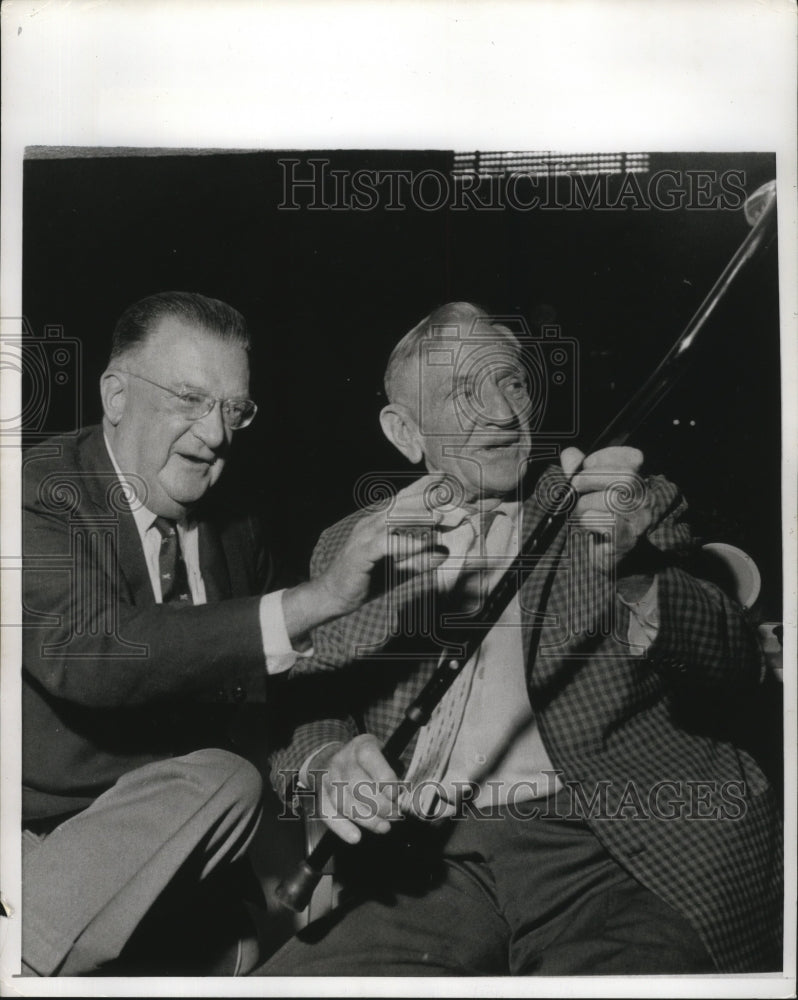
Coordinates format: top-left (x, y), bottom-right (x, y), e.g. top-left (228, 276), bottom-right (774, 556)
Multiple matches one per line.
top-left (192, 401), bottom-right (227, 449)
top-left (477, 381), bottom-right (517, 425)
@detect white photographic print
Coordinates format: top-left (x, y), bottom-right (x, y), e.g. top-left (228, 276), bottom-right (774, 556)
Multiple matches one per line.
top-left (1, 2), bottom-right (795, 997)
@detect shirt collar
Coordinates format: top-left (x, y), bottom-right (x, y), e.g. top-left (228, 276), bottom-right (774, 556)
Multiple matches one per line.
top-left (437, 498), bottom-right (521, 532)
top-left (103, 432), bottom-right (160, 535)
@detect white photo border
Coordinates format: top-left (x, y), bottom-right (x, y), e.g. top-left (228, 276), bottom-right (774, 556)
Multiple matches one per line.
top-left (1, 1), bottom-right (795, 997)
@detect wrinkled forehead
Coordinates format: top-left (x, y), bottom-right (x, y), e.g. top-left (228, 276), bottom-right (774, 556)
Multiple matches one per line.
top-left (133, 317), bottom-right (250, 391)
top-left (458, 322), bottom-right (521, 361)
top-left (422, 324), bottom-right (522, 386)
top-left (387, 319), bottom-right (523, 412)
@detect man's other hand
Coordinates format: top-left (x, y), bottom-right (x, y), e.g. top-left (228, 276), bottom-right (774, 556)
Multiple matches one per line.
top-left (306, 735), bottom-right (402, 845)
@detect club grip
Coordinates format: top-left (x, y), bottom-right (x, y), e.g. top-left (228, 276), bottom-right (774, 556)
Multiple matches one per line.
top-left (273, 855), bottom-right (329, 913)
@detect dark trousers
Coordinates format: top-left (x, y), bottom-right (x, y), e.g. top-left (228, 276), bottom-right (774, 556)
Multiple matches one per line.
top-left (260, 806), bottom-right (714, 976)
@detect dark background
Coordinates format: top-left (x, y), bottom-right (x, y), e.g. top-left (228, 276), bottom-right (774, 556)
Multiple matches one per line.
top-left (22, 150), bottom-right (781, 618)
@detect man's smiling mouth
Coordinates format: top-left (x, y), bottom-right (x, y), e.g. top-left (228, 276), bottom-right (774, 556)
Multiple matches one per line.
top-left (177, 453), bottom-right (217, 466)
top-left (476, 438), bottom-right (522, 450)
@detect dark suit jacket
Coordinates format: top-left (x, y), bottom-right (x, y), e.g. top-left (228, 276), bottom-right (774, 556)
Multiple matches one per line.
top-left (270, 467), bottom-right (782, 973)
top-left (22, 425), bottom-right (274, 823)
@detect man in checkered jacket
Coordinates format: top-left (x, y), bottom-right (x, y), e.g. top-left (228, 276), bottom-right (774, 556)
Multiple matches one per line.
top-left (262, 302), bottom-right (782, 976)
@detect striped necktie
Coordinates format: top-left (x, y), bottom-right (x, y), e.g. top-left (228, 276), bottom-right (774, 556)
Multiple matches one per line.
top-left (153, 516), bottom-right (193, 604)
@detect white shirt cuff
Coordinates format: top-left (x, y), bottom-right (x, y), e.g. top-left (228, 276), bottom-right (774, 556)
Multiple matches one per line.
top-left (259, 589), bottom-right (314, 675)
top-left (299, 742), bottom-right (345, 788)
top-left (618, 577), bottom-right (660, 652)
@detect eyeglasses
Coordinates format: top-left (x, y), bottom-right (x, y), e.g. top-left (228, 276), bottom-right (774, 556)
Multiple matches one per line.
top-left (118, 370), bottom-right (258, 430)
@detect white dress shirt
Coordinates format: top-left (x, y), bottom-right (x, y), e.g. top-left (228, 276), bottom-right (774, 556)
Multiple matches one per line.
top-left (104, 434), bottom-right (304, 675)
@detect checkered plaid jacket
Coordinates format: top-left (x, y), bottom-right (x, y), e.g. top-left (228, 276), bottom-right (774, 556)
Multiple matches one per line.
top-left (270, 470), bottom-right (782, 973)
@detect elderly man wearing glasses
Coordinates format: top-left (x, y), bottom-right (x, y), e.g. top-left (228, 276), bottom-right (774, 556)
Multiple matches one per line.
top-left (20, 291), bottom-right (440, 977)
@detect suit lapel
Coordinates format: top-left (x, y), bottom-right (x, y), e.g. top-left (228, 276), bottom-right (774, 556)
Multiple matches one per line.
top-left (519, 464), bottom-right (616, 692)
top-left (198, 519), bottom-right (233, 601)
top-left (518, 481), bottom-right (570, 670)
top-left (81, 426), bottom-right (244, 605)
top-left (79, 426), bottom-right (156, 608)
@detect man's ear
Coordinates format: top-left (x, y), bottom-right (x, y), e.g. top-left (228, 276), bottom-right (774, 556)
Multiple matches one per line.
top-left (379, 403), bottom-right (424, 465)
top-left (100, 370), bottom-right (127, 427)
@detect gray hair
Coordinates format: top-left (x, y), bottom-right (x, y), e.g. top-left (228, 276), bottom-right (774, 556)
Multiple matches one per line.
top-left (109, 291), bottom-right (250, 364)
top-left (384, 301), bottom-right (515, 409)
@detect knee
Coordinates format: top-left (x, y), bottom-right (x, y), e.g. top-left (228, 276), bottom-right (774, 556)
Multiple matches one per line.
top-left (180, 749), bottom-right (263, 817)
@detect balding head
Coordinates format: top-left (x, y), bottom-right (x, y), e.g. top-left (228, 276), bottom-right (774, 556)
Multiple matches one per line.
top-left (384, 302), bottom-right (495, 414)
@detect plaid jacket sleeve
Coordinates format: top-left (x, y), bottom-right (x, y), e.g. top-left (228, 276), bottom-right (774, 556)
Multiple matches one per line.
top-left (637, 474), bottom-right (765, 692)
top-left (650, 566), bottom-right (765, 690)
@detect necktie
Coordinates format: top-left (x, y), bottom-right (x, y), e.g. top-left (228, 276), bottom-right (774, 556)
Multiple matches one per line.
top-left (450, 510), bottom-right (499, 614)
top-left (401, 509), bottom-right (504, 815)
top-left (153, 516), bottom-right (193, 604)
